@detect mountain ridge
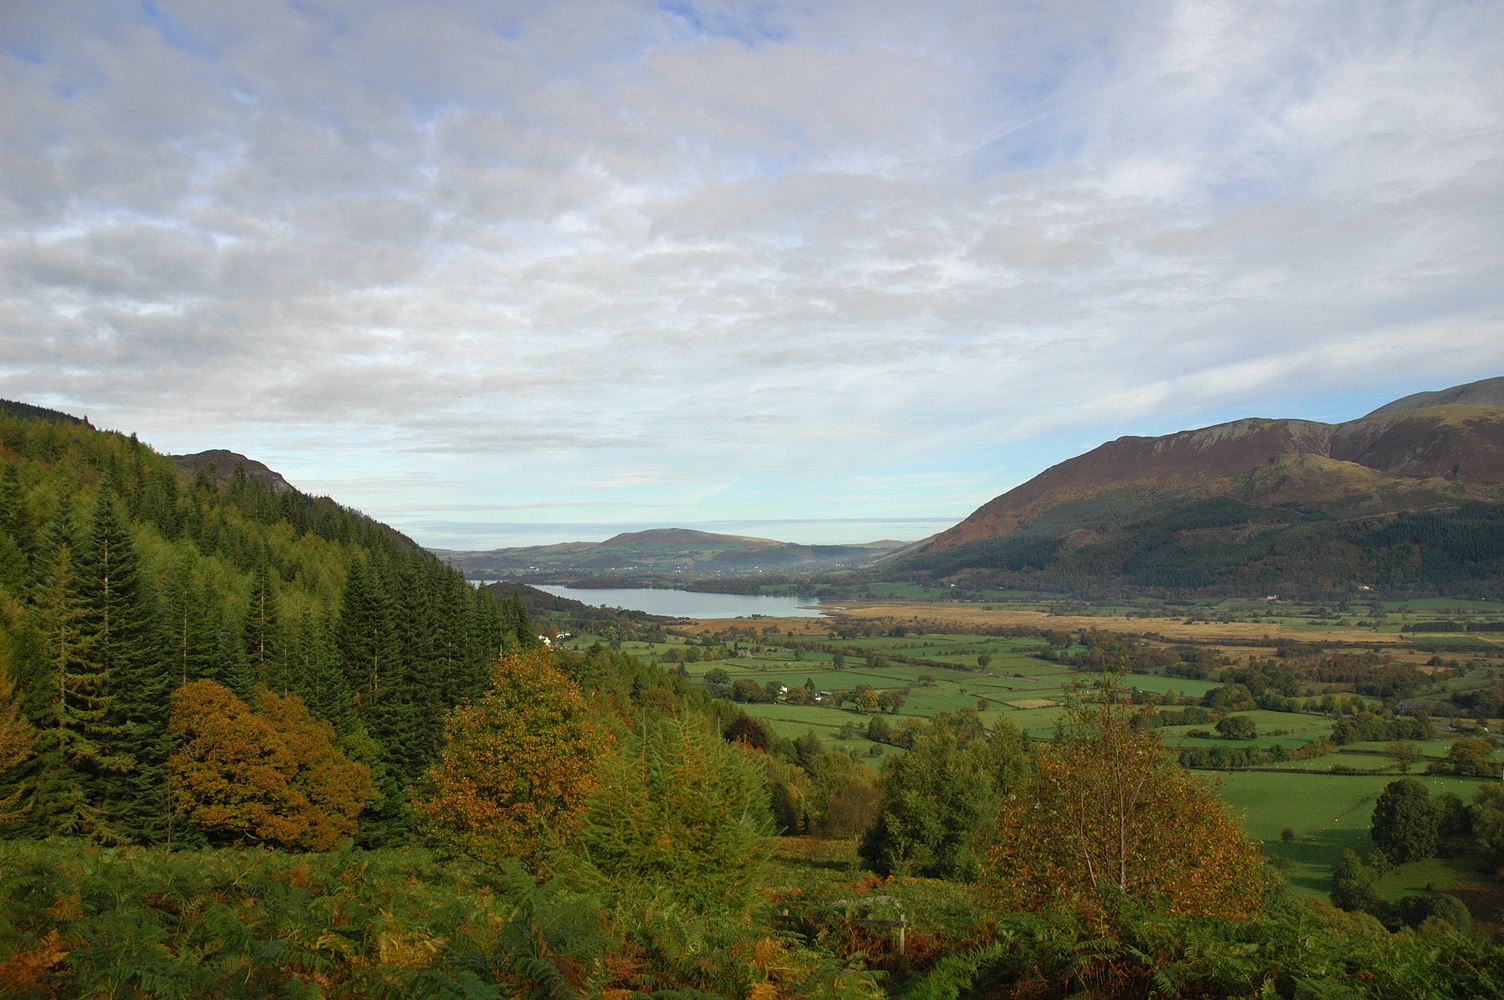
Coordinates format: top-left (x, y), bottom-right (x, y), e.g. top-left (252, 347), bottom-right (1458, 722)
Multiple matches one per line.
top-left (893, 379), bottom-right (1504, 596)
top-left (436, 528), bottom-right (907, 582)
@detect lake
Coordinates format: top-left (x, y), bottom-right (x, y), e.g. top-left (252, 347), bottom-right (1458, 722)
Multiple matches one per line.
top-left (534, 585), bottom-right (825, 619)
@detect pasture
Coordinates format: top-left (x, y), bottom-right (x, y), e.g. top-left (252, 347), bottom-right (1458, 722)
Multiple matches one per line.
top-left (563, 625), bottom-right (1503, 906)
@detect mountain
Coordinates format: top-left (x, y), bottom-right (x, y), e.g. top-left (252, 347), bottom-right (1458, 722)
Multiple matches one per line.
top-left (896, 381), bottom-right (1504, 596)
top-left (170, 448), bottom-right (296, 495)
top-left (0, 401), bottom-right (533, 847)
top-left (436, 528), bottom-right (906, 583)
top-left (1366, 375), bottom-right (1504, 415)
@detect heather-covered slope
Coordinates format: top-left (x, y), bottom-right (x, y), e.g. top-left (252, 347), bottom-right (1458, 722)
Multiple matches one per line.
top-left (899, 383), bottom-right (1504, 596)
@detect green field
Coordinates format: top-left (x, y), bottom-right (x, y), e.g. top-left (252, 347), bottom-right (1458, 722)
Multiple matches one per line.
top-left (561, 626), bottom-right (1504, 911)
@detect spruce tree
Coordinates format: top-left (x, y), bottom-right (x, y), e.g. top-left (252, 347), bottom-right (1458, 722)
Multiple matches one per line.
top-left (243, 561), bottom-right (283, 691)
top-left (77, 490), bottom-right (169, 843)
top-left (28, 545), bottom-right (112, 836)
top-left (395, 556), bottom-right (446, 779)
top-left (336, 556), bottom-right (411, 782)
top-left (0, 464), bottom-right (36, 578)
top-left (160, 549), bottom-right (218, 686)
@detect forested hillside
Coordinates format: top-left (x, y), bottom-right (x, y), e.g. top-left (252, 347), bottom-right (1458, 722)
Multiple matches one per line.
top-left (0, 405), bottom-right (535, 846)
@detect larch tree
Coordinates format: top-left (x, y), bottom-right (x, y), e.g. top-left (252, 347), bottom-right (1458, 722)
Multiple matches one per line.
top-left (417, 648), bottom-right (608, 870)
top-left (572, 714), bottom-right (773, 913)
top-left (982, 680), bottom-right (1266, 922)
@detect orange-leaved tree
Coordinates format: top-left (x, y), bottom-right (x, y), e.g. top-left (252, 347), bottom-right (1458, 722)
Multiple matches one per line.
top-left (169, 680), bottom-right (369, 850)
top-left (982, 679), bottom-right (1266, 921)
top-left (416, 648), bottom-right (608, 869)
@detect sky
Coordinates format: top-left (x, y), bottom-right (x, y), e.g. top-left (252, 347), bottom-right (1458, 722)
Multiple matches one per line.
top-left (3, 1), bottom-right (1502, 550)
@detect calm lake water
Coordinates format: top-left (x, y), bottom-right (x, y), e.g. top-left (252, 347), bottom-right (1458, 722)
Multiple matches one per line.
top-left (534, 585), bottom-right (825, 619)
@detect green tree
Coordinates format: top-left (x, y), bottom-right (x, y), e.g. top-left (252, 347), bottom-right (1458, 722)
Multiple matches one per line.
top-left (860, 714), bottom-right (1030, 879)
top-left (1446, 738), bottom-right (1498, 777)
top-left (77, 490), bottom-right (169, 843)
top-left (1331, 848), bottom-right (1383, 915)
top-left (1386, 740), bottom-right (1421, 774)
top-left (243, 561), bottom-right (284, 692)
top-left (1371, 778), bottom-right (1440, 863)
top-left (1471, 783), bottom-right (1504, 853)
top-left (1215, 715), bottom-right (1257, 740)
top-left (0, 654), bottom-right (37, 825)
top-left (28, 544), bottom-right (116, 837)
top-left (572, 715), bottom-right (772, 913)
top-left (159, 549), bottom-right (218, 686)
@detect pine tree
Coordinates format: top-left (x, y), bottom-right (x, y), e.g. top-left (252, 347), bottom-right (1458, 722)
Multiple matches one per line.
top-left (77, 491), bottom-right (169, 843)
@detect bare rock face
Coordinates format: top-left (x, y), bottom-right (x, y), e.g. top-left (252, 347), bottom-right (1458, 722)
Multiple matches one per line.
top-left (170, 449), bottom-right (296, 495)
top-left (923, 381), bottom-right (1504, 554)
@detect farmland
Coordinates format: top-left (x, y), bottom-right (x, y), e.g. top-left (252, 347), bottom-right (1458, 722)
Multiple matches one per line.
top-left (559, 602), bottom-right (1504, 915)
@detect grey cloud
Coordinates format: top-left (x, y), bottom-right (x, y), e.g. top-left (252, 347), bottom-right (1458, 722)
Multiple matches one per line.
top-left (2, 1), bottom-right (1501, 544)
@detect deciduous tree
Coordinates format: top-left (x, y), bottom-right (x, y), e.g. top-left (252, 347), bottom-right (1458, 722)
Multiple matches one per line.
top-left (1371, 778), bottom-right (1440, 863)
top-left (169, 679), bottom-right (369, 850)
top-left (982, 683), bottom-right (1266, 920)
top-left (417, 649), bottom-right (607, 870)
top-left (572, 714), bottom-right (772, 913)
top-left (861, 711), bottom-right (1030, 879)
top-left (1446, 738), bottom-right (1499, 777)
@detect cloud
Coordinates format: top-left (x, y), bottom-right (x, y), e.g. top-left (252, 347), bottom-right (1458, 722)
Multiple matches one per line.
top-left (1, 0), bottom-right (1501, 545)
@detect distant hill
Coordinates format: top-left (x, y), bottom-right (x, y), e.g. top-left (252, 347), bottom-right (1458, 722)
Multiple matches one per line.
top-left (1367, 375), bottom-right (1504, 415)
top-left (170, 449), bottom-right (296, 495)
top-left (437, 528), bottom-right (906, 583)
top-left (894, 380), bottom-right (1504, 597)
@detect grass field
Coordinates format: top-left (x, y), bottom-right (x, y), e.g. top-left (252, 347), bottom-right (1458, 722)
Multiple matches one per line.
top-left (561, 624), bottom-right (1504, 912)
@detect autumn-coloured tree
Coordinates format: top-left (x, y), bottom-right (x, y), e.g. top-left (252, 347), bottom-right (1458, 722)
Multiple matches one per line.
top-left (253, 688), bottom-right (371, 850)
top-left (982, 681), bottom-right (1266, 921)
top-left (169, 680), bottom-right (370, 850)
top-left (416, 649), bottom-right (608, 869)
